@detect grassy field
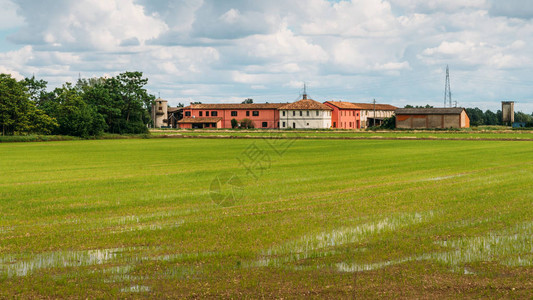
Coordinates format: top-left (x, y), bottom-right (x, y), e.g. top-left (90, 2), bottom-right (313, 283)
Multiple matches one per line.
top-left (150, 128), bottom-right (533, 140)
top-left (0, 135), bottom-right (532, 297)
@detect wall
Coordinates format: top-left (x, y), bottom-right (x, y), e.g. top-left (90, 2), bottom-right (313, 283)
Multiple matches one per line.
top-left (182, 108), bottom-right (279, 129)
top-left (396, 113), bottom-right (468, 129)
top-left (279, 110), bottom-right (331, 129)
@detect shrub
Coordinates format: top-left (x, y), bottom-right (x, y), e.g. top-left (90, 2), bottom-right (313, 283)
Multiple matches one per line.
top-left (239, 118), bottom-right (254, 129)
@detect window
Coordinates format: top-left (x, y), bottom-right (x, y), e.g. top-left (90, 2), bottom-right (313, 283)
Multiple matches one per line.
top-left (357, 113), bottom-right (359, 116)
top-left (299, 111), bottom-right (302, 116)
top-left (211, 111), bottom-right (218, 117)
top-left (282, 111), bottom-right (285, 117)
top-left (199, 111), bottom-right (203, 117)
top-left (158, 106), bottom-right (162, 111)
top-left (306, 111), bottom-right (309, 116)
top-left (185, 111), bottom-right (191, 117)
top-left (252, 111), bottom-right (259, 116)
top-left (333, 122), bottom-right (336, 128)
top-left (283, 121), bottom-right (286, 127)
top-left (231, 111), bottom-right (237, 117)
top-left (293, 111), bottom-right (295, 116)
top-left (246, 111), bottom-right (250, 117)
top-left (316, 111), bottom-right (319, 116)
top-left (206, 111), bottom-right (209, 117)
top-left (262, 122), bottom-right (268, 128)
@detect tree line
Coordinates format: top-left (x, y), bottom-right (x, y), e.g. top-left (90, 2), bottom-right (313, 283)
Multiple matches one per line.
top-left (465, 107), bottom-right (533, 126)
top-left (405, 104), bottom-right (533, 126)
top-left (0, 72), bottom-right (155, 137)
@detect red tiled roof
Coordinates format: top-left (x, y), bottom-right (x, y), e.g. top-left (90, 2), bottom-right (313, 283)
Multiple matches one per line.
top-left (324, 101), bottom-right (358, 109)
top-left (350, 103), bottom-right (397, 110)
top-left (177, 117), bottom-right (223, 124)
top-left (325, 101), bottom-right (397, 111)
top-left (279, 99), bottom-right (332, 110)
top-left (184, 103), bottom-right (285, 110)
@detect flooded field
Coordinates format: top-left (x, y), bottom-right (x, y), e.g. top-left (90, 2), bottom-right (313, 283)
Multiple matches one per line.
top-left (0, 138), bottom-right (531, 297)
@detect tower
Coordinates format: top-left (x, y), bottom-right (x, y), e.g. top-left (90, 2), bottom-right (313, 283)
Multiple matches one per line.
top-left (444, 65), bottom-right (452, 108)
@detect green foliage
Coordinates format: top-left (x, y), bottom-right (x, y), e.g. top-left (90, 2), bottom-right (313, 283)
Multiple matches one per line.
top-left (0, 74), bottom-right (56, 135)
top-left (239, 118), bottom-right (254, 129)
top-left (242, 98), bottom-right (253, 104)
top-left (231, 118), bottom-right (238, 129)
top-left (43, 83), bottom-right (106, 138)
top-left (380, 115), bottom-right (396, 129)
top-left (404, 104), bottom-right (434, 108)
top-left (514, 111), bottom-right (533, 123)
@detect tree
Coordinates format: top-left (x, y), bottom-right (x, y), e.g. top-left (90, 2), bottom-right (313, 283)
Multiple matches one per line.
top-left (0, 74), bottom-right (57, 135)
top-left (239, 118), bottom-right (254, 129)
top-left (515, 111), bottom-right (533, 123)
top-left (242, 98), bottom-right (253, 104)
top-left (465, 108), bottom-right (484, 126)
top-left (22, 76), bottom-right (50, 107)
top-left (380, 115), bottom-right (396, 129)
top-left (483, 110), bottom-right (498, 125)
top-left (231, 118), bottom-right (238, 128)
top-left (43, 83), bottom-right (106, 137)
top-left (404, 104), bottom-right (434, 108)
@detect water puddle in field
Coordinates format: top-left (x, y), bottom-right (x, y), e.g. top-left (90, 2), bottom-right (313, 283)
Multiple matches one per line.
top-left (336, 222), bottom-right (533, 273)
top-left (0, 248), bottom-right (126, 277)
top-left (121, 285), bottom-right (150, 293)
top-left (256, 211), bottom-right (434, 267)
top-left (0, 245), bottom-right (215, 279)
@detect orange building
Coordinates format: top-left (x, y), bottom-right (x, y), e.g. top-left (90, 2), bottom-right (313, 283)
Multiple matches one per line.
top-left (178, 103), bottom-right (284, 129)
top-left (324, 101), bottom-right (361, 129)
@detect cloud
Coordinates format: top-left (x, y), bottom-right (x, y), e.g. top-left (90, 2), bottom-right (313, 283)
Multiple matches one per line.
top-left (9, 0), bottom-right (167, 50)
top-left (489, 0), bottom-right (533, 19)
top-left (0, 0), bottom-right (24, 30)
top-left (1, 0), bottom-right (533, 112)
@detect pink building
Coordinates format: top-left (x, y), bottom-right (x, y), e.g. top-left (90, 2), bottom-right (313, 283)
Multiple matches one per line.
top-left (178, 103), bottom-right (284, 129)
top-left (324, 101), bottom-right (361, 129)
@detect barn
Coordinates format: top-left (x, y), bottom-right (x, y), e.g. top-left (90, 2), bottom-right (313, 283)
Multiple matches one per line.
top-left (395, 108), bottom-right (470, 129)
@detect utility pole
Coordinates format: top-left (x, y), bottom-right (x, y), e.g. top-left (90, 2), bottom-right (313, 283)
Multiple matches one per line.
top-left (373, 99), bottom-right (376, 127)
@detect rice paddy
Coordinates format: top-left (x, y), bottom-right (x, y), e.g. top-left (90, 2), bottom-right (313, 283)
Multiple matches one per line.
top-left (0, 135), bottom-right (532, 297)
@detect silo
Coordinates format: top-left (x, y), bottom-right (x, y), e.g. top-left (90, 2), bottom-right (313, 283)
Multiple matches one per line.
top-left (501, 101), bottom-right (514, 125)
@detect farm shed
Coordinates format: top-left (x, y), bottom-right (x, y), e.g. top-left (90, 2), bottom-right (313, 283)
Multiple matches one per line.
top-left (395, 108), bottom-right (470, 129)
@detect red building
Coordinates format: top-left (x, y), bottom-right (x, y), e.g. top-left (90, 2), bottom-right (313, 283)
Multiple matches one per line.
top-left (178, 103), bottom-right (284, 129)
top-left (324, 101), bottom-right (361, 129)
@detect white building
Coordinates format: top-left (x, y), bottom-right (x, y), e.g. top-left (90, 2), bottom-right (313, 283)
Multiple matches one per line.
top-left (351, 103), bottom-right (397, 128)
top-left (278, 95), bottom-right (332, 129)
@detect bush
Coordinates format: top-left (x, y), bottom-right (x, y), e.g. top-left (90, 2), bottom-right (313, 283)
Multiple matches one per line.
top-left (231, 118), bottom-right (238, 129)
top-left (239, 118), bottom-right (254, 129)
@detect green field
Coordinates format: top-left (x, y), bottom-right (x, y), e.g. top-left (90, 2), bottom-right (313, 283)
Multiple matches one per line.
top-left (1, 136), bottom-right (532, 297)
top-left (150, 128), bottom-right (533, 140)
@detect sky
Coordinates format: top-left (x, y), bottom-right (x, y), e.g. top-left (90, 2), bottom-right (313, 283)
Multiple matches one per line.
top-left (1, 0), bottom-right (533, 112)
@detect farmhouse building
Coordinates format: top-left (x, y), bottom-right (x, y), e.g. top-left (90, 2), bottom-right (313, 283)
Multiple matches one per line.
top-left (395, 108), bottom-right (470, 129)
top-left (351, 103), bottom-right (397, 128)
top-left (278, 94), bottom-right (332, 129)
top-left (179, 103), bottom-right (284, 129)
top-left (324, 101), bottom-right (361, 129)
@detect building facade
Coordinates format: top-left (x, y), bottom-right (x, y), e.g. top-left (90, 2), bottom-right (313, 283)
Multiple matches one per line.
top-left (278, 95), bottom-right (332, 129)
top-left (351, 103), bottom-right (397, 128)
top-left (179, 103), bottom-right (284, 129)
top-left (324, 101), bottom-right (361, 129)
top-left (395, 108), bottom-right (470, 129)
